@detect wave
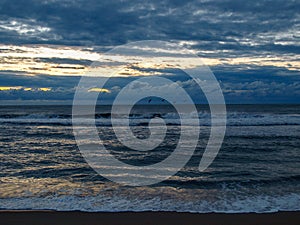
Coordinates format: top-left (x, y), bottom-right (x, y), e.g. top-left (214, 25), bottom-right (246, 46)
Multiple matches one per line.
top-left (1, 170), bottom-right (299, 213)
top-left (1, 193), bottom-right (299, 213)
top-left (0, 112), bottom-right (300, 126)
top-left (162, 175), bottom-right (300, 189)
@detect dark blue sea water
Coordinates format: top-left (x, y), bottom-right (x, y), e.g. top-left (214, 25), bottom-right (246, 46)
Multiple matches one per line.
top-left (0, 104), bottom-right (299, 213)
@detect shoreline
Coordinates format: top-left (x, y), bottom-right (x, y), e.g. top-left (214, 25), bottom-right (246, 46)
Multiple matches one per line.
top-left (0, 210), bottom-right (299, 225)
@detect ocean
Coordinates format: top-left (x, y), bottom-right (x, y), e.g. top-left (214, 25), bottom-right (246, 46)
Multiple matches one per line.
top-left (0, 104), bottom-right (299, 213)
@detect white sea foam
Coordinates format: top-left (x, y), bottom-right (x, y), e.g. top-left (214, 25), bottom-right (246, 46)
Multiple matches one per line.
top-left (1, 112), bottom-right (300, 126)
top-left (1, 193), bottom-right (299, 213)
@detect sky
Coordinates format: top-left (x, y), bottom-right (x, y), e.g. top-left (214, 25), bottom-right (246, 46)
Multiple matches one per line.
top-left (0, 0), bottom-right (299, 104)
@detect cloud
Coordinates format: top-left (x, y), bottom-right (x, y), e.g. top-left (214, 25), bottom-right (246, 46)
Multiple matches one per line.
top-left (0, 0), bottom-right (299, 103)
top-left (0, 0), bottom-right (299, 72)
top-left (0, 86), bottom-right (23, 91)
top-left (38, 87), bottom-right (52, 91)
top-left (88, 87), bottom-right (111, 93)
top-left (0, 86), bottom-right (52, 92)
top-left (0, 65), bottom-right (299, 103)
top-left (0, 18), bottom-right (54, 39)
top-left (1, 43), bottom-right (298, 79)
top-left (0, 0), bottom-right (298, 54)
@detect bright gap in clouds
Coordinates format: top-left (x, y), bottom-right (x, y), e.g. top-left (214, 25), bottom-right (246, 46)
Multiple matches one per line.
top-left (0, 86), bottom-right (52, 92)
top-left (0, 44), bottom-right (299, 77)
top-left (88, 88), bottom-right (111, 93)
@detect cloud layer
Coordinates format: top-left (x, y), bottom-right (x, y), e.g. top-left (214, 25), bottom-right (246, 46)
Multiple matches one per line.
top-left (0, 0), bottom-right (298, 55)
top-left (0, 0), bottom-right (299, 103)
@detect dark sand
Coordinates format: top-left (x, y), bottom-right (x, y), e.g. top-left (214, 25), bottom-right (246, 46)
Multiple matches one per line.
top-left (0, 211), bottom-right (300, 225)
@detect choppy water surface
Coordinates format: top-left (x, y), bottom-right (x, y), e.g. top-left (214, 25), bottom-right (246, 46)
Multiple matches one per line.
top-left (0, 105), bottom-right (299, 213)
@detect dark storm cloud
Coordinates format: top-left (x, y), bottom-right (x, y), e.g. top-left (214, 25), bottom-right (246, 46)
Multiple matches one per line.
top-left (0, 72), bottom-right (79, 88)
top-left (0, 0), bottom-right (299, 103)
top-left (0, 0), bottom-right (298, 56)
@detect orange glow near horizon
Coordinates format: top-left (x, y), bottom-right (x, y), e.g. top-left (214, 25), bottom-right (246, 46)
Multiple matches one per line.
top-left (0, 86), bottom-right (22, 91)
top-left (88, 88), bottom-right (111, 93)
top-left (0, 86), bottom-right (52, 92)
top-left (38, 87), bottom-right (52, 92)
